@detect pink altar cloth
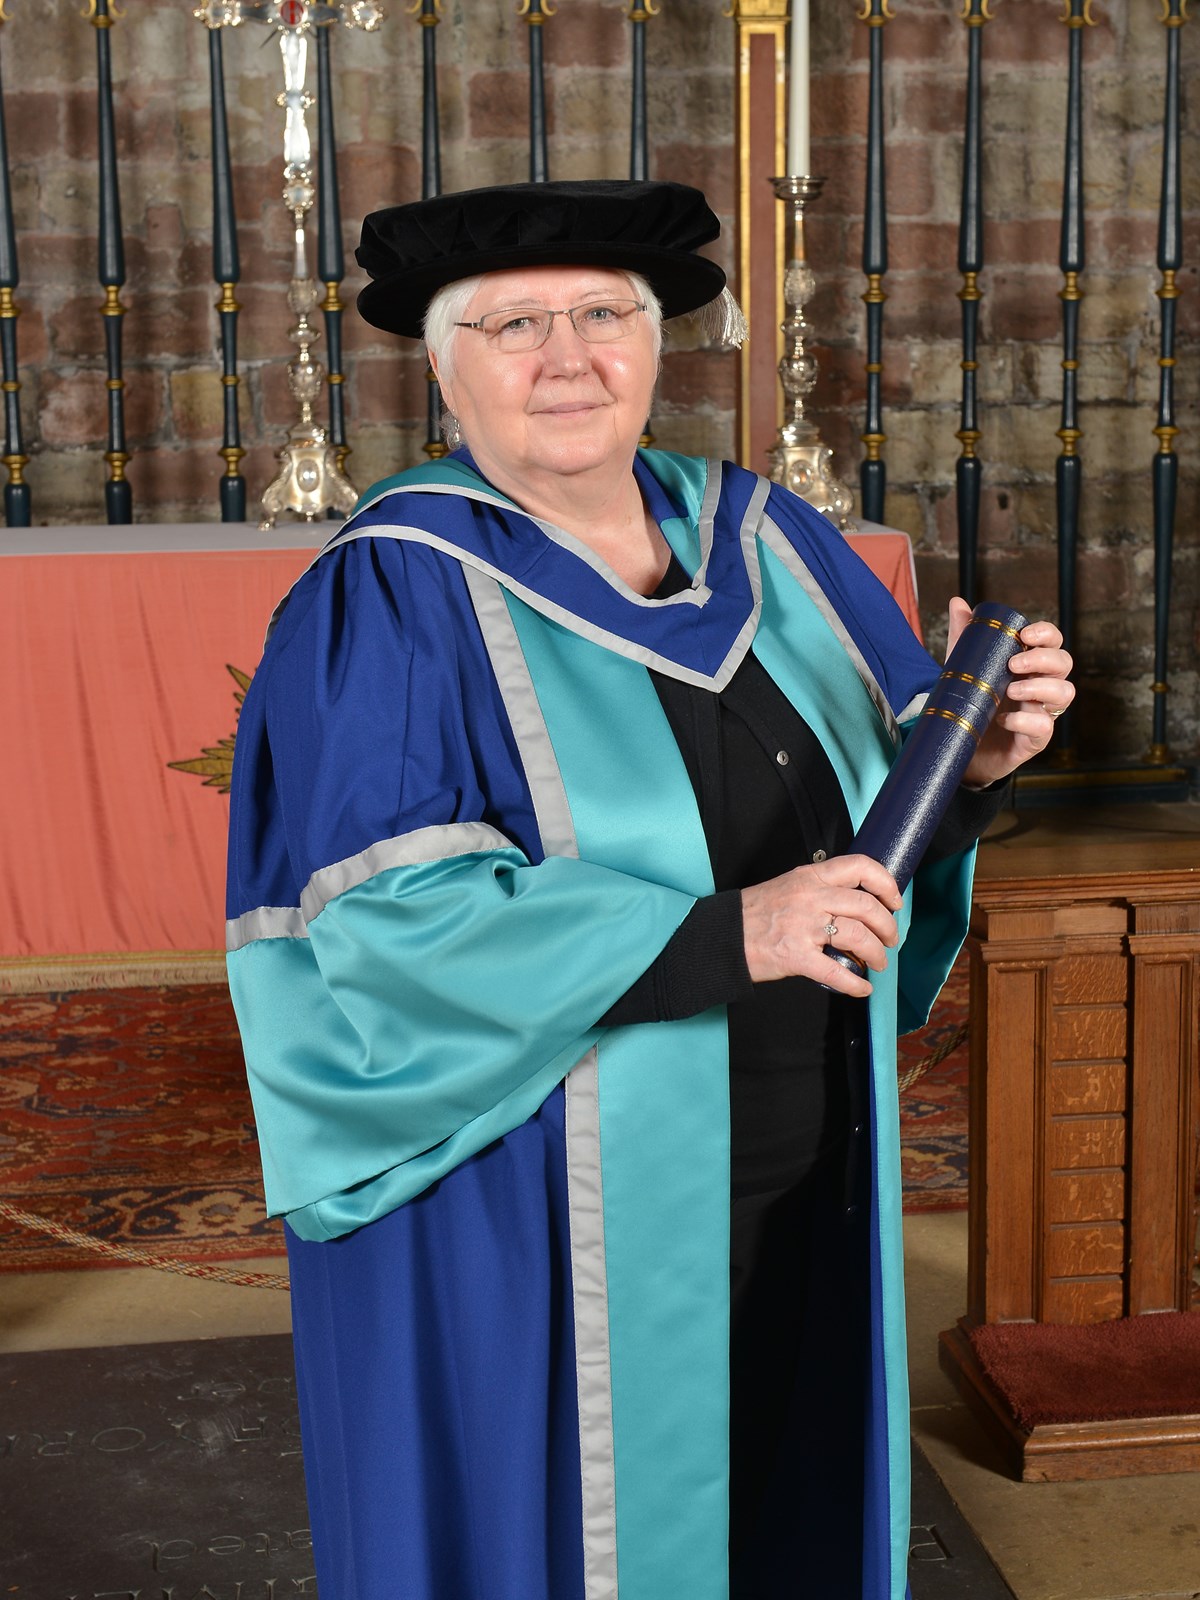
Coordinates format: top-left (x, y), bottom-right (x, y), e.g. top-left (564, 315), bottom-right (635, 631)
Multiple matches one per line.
top-left (0, 523), bottom-right (921, 969)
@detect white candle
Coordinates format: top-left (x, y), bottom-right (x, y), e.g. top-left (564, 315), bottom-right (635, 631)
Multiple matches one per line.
top-left (787, 0), bottom-right (811, 177)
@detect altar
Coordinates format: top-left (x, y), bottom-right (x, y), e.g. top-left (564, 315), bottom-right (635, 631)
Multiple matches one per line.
top-left (0, 520), bottom-right (920, 985)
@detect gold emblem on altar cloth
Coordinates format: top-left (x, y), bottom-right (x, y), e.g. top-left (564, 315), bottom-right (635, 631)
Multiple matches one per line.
top-left (167, 665), bottom-right (252, 794)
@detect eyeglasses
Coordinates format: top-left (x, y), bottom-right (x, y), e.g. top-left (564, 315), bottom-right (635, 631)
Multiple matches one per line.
top-left (454, 298), bottom-right (646, 353)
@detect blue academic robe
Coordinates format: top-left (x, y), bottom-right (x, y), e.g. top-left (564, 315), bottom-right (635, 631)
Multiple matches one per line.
top-left (225, 449), bottom-right (975, 1600)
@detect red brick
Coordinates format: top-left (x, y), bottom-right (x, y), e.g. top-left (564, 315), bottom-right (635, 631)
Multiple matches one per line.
top-left (259, 359), bottom-right (300, 434)
top-left (986, 268), bottom-right (1064, 344)
top-left (884, 272), bottom-right (962, 341)
top-left (5, 92), bottom-right (64, 161)
top-left (886, 140), bottom-right (938, 220)
top-left (470, 70), bottom-right (555, 141)
top-left (61, 85), bottom-right (180, 166)
top-left (129, 443), bottom-right (230, 517)
top-left (144, 204), bottom-right (185, 252)
top-left (122, 290), bottom-right (214, 364)
top-left (654, 143), bottom-right (735, 207)
top-left (232, 283), bottom-right (303, 365)
top-left (987, 218), bottom-right (1064, 272)
top-left (166, 238), bottom-right (220, 294)
top-left (657, 350), bottom-right (737, 412)
top-left (547, 2), bottom-right (628, 69)
top-left (984, 0), bottom-right (1118, 67)
top-left (892, 72), bottom-right (966, 138)
top-left (39, 365), bottom-right (162, 449)
top-left (1172, 264), bottom-right (1200, 337)
top-left (1093, 213), bottom-right (1160, 269)
top-left (870, 13), bottom-right (960, 68)
top-left (48, 295), bottom-right (108, 362)
top-left (9, 233), bottom-right (95, 290)
top-left (812, 341), bottom-right (914, 411)
top-left (884, 221), bottom-right (961, 274)
top-left (346, 351), bottom-right (432, 426)
top-left (336, 146), bottom-right (421, 233)
top-left (231, 161), bottom-right (287, 228)
top-left (932, 479), bottom-right (1021, 555)
top-left (8, 303), bottom-right (49, 368)
top-left (1077, 547), bottom-right (1136, 609)
top-left (811, 72), bottom-right (870, 143)
top-left (229, 232), bottom-right (298, 292)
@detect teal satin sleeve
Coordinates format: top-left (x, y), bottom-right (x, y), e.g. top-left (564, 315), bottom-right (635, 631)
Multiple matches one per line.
top-left (227, 847), bottom-right (696, 1240)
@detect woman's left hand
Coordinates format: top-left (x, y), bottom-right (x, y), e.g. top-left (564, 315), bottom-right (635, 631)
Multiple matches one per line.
top-left (949, 596), bottom-right (1076, 790)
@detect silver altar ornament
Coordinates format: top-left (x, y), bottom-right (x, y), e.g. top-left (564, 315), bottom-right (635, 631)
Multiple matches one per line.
top-left (767, 176), bottom-right (855, 531)
top-left (258, 14), bottom-right (358, 527)
top-left (196, 0), bottom-right (383, 528)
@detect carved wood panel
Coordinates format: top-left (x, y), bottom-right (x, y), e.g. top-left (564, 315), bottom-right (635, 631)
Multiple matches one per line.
top-left (965, 833), bottom-right (1200, 1331)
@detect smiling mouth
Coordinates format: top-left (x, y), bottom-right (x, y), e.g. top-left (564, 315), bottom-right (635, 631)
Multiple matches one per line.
top-left (537, 401), bottom-right (605, 416)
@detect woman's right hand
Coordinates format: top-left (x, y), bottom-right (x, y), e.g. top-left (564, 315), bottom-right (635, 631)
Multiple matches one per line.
top-left (740, 853), bottom-right (904, 997)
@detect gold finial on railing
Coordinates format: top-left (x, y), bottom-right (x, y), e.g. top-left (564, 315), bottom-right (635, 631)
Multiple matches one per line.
top-left (518, 0), bottom-right (556, 18)
top-left (1058, 0), bottom-right (1096, 25)
top-left (858, 0), bottom-right (893, 23)
top-left (960, 0), bottom-right (994, 24)
top-left (83, 0), bottom-right (125, 24)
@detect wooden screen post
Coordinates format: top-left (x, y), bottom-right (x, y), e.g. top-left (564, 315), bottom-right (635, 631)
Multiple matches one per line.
top-left (729, 0), bottom-right (787, 473)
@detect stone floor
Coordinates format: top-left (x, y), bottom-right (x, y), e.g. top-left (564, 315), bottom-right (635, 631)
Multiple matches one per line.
top-left (906, 1213), bottom-right (1200, 1600)
top-left (3, 1211), bottom-right (1198, 1598)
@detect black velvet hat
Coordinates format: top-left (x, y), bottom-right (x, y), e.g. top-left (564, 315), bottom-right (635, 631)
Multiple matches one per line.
top-left (356, 179), bottom-right (727, 339)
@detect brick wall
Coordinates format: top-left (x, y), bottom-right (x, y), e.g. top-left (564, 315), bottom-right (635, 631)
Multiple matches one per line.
top-left (2, 0), bottom-right (1196, 764)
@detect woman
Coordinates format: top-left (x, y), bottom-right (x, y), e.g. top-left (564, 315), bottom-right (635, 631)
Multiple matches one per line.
top-left (226, 179), bottom-right (1073, 1600)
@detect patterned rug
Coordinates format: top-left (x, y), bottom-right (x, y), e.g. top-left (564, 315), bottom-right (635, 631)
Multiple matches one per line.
top-left (0, 985), bottom-right (285, 1272)
top-left (0, 962), bottom-right (971, 1272)
top-left (897, 949), bottom-right (970, 1212)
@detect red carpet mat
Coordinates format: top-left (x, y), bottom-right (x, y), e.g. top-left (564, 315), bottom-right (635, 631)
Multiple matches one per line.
top-left (0, 959), bottom-right (971, 1271)
top-left (0, 985), bottom-right (284, 1271)
top-left (898, 952), bottom-right (970, 1213)
top-left (969, 1313), bottom-right (1200, 1428)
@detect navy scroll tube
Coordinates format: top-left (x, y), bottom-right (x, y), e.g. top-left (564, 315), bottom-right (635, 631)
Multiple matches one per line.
top-left (824, 600), bottom-right (1028, 977)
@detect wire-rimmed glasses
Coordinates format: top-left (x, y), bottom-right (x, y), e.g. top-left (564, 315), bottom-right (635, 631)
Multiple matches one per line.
top-left (454, 298), bottom-right (646, 353)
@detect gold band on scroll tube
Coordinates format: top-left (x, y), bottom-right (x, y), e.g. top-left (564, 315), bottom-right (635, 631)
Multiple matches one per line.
top-left (939, 669), bottom-right (1001, 708)
top-left (976, 616), bottom-right (1023, 642)
top-left (921, 706), bottom-right (983, 742)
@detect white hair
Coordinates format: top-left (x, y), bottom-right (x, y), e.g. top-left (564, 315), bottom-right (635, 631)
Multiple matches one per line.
top-left (423, 268), bottom-right (665, 391)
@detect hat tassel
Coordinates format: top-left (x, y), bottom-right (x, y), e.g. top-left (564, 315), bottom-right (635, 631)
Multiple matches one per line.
top-left (692, 286), bottom-right (748, 350)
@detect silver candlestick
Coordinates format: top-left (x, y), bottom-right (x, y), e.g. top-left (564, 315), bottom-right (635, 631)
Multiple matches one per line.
top-left (767, 175), bottom-right (855, 531)
top-left (196, 0), bottom-right (382, 529)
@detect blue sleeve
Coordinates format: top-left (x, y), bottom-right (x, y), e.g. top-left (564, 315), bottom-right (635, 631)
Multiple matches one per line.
top-left (226, 537), bottom-right (695, 1237)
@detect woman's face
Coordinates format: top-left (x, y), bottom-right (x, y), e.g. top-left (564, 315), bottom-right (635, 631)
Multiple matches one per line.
top-left (430, 265), bottom-right (658, 493)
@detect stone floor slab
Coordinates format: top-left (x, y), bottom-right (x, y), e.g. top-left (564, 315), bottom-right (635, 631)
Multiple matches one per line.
top-left (0, 1333), bottom-right (313, 1597)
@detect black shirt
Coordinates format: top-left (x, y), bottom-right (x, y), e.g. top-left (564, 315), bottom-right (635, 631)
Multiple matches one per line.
top-left (599, 557), bottom-right (1006, 1196)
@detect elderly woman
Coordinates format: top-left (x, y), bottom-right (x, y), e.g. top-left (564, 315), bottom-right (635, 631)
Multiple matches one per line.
top-left (227, 179), bottom-right (1073, 1600)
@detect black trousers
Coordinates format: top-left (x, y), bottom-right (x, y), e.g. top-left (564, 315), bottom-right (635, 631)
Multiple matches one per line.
top-left (728, 1141), bottom-right (869, 1599)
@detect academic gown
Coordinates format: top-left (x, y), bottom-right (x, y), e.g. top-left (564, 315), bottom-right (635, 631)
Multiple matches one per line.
top-left (225, 449), bottom-right (977, 1600)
